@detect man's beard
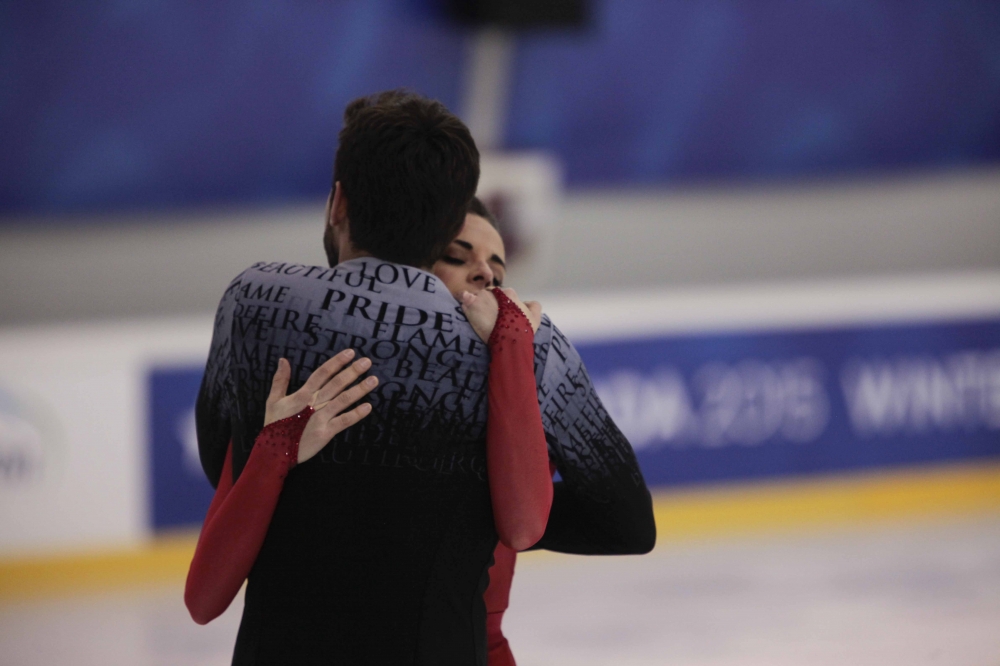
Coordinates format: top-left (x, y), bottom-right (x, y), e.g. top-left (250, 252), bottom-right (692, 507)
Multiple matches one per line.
top-left (323, 224), bottom-right (338, 267)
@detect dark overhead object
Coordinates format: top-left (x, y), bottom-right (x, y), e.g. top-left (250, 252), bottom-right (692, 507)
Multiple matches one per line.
top-left (446, 0), bottom-right (588, 28)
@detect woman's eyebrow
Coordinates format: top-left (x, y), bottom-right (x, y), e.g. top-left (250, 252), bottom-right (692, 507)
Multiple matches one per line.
top-left (453, 239), bottom-right (504, 267)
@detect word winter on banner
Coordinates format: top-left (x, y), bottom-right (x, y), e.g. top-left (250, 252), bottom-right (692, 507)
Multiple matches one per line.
top-left (842, 351), bottom-right (1000, 436)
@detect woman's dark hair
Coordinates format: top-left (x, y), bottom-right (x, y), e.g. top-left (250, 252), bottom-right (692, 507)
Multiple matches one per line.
top-left (334, 90), bottom-right (480, 268)
top-left (467, 195), bottom-right (499, 231)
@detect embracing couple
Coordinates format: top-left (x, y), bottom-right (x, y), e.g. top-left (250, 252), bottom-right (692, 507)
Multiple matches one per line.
top-left (188, 90), bottom-right (655, 666)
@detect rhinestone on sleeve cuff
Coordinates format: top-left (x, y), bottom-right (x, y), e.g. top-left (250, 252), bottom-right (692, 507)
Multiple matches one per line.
top-left (256, 406), bottom-right (313, 478)
top-left (488, 289), bottom-right (534, 352)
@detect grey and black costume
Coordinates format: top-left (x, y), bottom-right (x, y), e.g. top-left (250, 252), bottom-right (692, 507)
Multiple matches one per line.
top-left (196, 257), bottom-right (655, 665)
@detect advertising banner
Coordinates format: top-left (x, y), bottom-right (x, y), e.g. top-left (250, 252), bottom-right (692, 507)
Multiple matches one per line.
top-left (149, 367), bottom-right (215, 531)
top-left (583, 319), bottom-right (1000, 486)
top-left (143, 316), bottom-right (1000, 531)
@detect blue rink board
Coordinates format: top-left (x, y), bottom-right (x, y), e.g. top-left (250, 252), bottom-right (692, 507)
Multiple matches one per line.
top-left (148, 367), bottom-right (215, 530)
top-left (147, 318), bottom-right (1000, 529)
top-left (577, 319), bottom-right (1000, 488)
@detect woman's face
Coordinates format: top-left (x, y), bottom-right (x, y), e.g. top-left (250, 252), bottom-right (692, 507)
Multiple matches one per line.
top-left (433, 213), bottom-right (506, 299)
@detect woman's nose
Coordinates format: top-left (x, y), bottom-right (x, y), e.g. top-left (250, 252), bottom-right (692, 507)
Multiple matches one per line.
top-left (470, 260), bottom-right (493, 285)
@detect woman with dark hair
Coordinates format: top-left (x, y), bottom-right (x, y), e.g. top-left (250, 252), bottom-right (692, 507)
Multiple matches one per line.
top-left (186, 194), bottom-right (655, 664)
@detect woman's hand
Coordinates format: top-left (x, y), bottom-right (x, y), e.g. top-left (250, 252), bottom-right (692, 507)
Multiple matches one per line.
top-left (266, 349), bottom-right (378, 463)
top-left (461, 287), bottom-right (542, 343)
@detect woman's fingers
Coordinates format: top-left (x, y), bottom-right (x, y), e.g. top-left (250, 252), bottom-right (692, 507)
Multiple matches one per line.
top-left (299, 348), bottom-right (356, 395)
top-left (461, 286), bottom-right (541, 338)
top-left (297, 402), bottom-right (374, 464)
top-left (460, 289), bottom-right (499, 343)
top-left (267, 358), bottom-right (292, 406)
top-left (311, 357), bottom-right (373, 407)
top-left (326, 402), bottom-right (373, 436)
top-left (461, 288), bottom-right (496, 313)
top-left (314, 374), bottom-right (378, 417)
top-left (496, 287), bottom-right (542, 333)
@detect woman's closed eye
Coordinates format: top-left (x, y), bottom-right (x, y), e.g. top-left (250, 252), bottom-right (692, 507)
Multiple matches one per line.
top-left (441, 256), bottom-right (464, 266)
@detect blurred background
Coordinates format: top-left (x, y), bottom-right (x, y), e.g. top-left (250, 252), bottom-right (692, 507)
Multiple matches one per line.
top-left (1, 1), bottom-right (999, 664)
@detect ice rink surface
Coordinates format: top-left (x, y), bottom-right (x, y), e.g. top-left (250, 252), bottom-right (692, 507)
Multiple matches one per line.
top-left (2, 517), bottom-right (998, 666)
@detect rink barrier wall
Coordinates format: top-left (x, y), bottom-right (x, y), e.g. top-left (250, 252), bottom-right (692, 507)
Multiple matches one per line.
top-left (0, 272), bottom-right (998, 597)
top-left (1, 460), bottom-right (998, 602)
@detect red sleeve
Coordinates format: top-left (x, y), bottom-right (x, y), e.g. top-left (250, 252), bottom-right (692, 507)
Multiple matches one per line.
top-left (202, 441), bottom-right (235, 527)
top-left (486, 290), bottom-right (553, 551)
top-left (184, 407), bottom-right (311, 625)
top-left (484, 462), bottom-right (559, 666)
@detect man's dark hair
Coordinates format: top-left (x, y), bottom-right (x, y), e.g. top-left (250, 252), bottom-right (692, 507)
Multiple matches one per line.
top-left (333, 90), bottom-right (480, 268)
top-left (467, 195), bottom-right (500, 231)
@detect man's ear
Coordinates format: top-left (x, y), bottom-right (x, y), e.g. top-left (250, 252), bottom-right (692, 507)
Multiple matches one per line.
top-left (324, 189), bottom-right (336, 229)
top-left (330, 181), bottom-right (348, 230)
